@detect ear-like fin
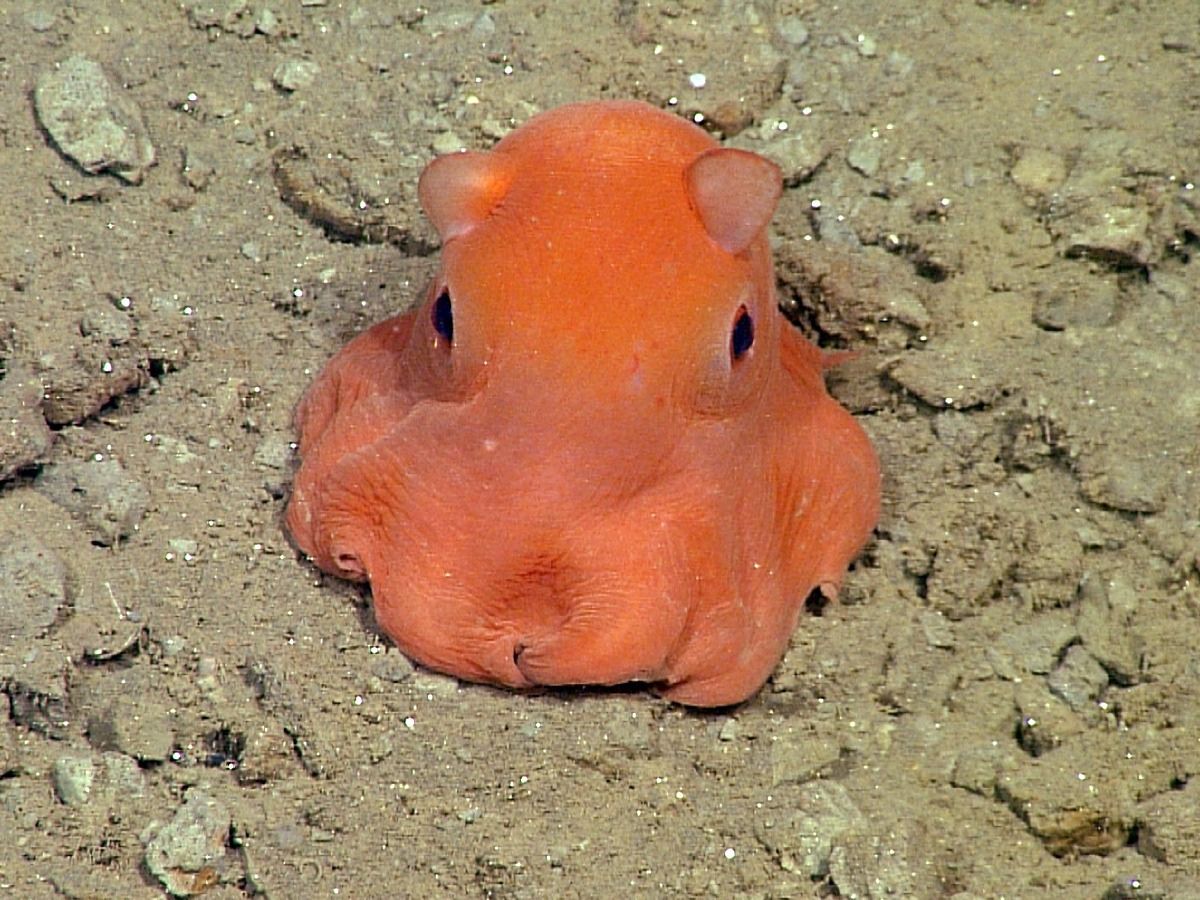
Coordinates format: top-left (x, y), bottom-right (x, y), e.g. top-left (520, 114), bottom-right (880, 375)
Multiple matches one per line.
top-left (685, 148), bottom-right (782, 254)
top-left (418, 151), bottom-right (514, 241)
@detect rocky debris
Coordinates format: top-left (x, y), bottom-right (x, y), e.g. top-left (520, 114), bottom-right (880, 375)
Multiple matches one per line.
top-left (1047, 644), bottom-right (1110, 712)
top-left (1014, 683), bottom-right (1088, 757)
top-left (180, 145), bottom-right (217, 191)
top-left (951, 742), bottom-right (1018, 797)
top-left (1009, 146), bottom-right (1069, 197)
top-left (368, 647), bottom-right (415, 685)
top-left (34, 55), bottom-right (155, 185)
top-left (0, 365), bottom-right (53, 482)
top-left (846, 133), bottom-right (884, 177)
top-left (186, 0), bottom-right (290, 38)
top-left (1075, 573), bottom-right (1144, 685)
top-left (0, 725), bottom-right (18, 776)
top-left (729, 119), bottom-right (830, 187)
top-left (0, 528), bottom-right (73, 738)
top-left (923, 524), bottom-right (1011, 620)
top-left (0, 532), bottom-right (66, 646)
top-left (37, 457), bottom-right (149, 545)
top-left (272, 59), bottom-right (320, 92)
top-left (271, 143), bottom-right (433, 248)
top-left (1040, 132), bottom-right (1177, 271)
top-left (755, 781), bottom-right (865, 878)
top-left (51, 750), bottom-right (144, 808)
top-left (775, 242), bottom-right (917, 347)
top-left (986, 616), bottom-right (1077, 680)
top-left (1064, 205), bottom-right (1155, 269)
top-left (9, 296), bottom-right (194, 428)
top-left (234, 719), bottom-right (297, 785)
top-left (4, 662), bottom-right (71, 739)
top-left (1137, 781), bottom-right (1200, 872)
top-left (50, 755), bottom-right (96, 807)
top-left (885, 347), bottom-right (1005, 410)
top-left (996, 757), bottom-right (1133, 857)
top-left (827, 820), bottom-right (938, 898)
top-left (142, 789), bottom-right (235, 898)
top-left (769, 728), bottom-right (843, 786)
top-left (244, 656), bottom-right (339, 778)
top-left (1031, 274), bottom-right (1120, 331)
top-left (38, 302), bottom-right (149, 426)
top-left (564, 701), bottom-right (658, 777)
top-left (1077, 447), bottom-right (1169, 514)
top-left (85, 670), bottom-right (176, 763)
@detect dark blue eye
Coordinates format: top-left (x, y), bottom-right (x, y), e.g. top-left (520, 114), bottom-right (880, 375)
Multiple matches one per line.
top-left (432, 288), bottom-right (453, 344)
top-left (731, 306), bottom-right (754, 361)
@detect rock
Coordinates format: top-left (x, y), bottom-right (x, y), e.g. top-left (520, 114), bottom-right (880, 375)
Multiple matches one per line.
top-left (1137, 780), bottom-right (1200, 869)
top-left (244, 656), bottom-right (339, 778)
top-left (272, 59), bottom-right (320, 92)
top-left (717, 718), bottom-right (740, 742)
top-left (1014, 683), bottom-right (1087, 757)
top-left (4, 661), bottom-right (71, 739)
top-left (50, 751), bottom-right (143, 809)
top-left (755, 781), bottom-right (865, 877)
top-left (37, 457), bottom-right (149, 545)
top-left (770, 728), bottom-right (842, 785)
top-left (415, 9), bottom-right (477, 34)
top-left (181, 145), bottom-right (216, 191)
top-left (34, 55), bottom-right (155, 184)
top-left (1075, 573), bottom-right (1144, 685)
top-left (776, 17), bottom-right (809, 46)
top-left (51, 756), bottom-right (96, 807)
top-left (0, 365), bottom-right (53, 482)
top-left (846, 134), bottom-right (883, 177)
top-left (252, 436), bottom-right (291, 470)
top-left (829, 821), bottom-right (936, 898)
top-left (1077, 449), bottom-right (1168, 514)
top-left (1047, 644), bottom-right (1109, 712)
top-left (886, 348), bottom-right (1004, 410)
top-left (143, 789), bottom-right (233, 898)
top-left (0, 532), bottom-right (66, 647)
top-left (185, 0), bottom-right (256, 36)
top-left (24, 7), bottom-right (58, 31)
top-left (1010, 148), bottom-right (1068, 196)
top-left (1064, 204), bottom-right (1154, 269)
top-left (987, 617), bottom-right (1076, 680)
top-left (951, 743), bottom-right (1016, 796)
top-left (100, 751), bottom-right (145, 798)
top-left (918, 610), bottom-right (955, 649)
top-left (368, 649), bottom-right (415, 684)
top-left (236, 719), bottom-right (296, 785)
top-left (0, 725), bottom-right (19, 776)
top-left (87, 680), bottom-right (175, 763)
top-left (996, 757), bottom-right (1133, 857)
top-left (730, 118), bottom-right (829, 186)
top-left (1031, 275), bottom-right (1119, 330)
top-left (36, 300), bottom-right (170, 426)
top-left (1102, 874), bottom-right (1189, 900)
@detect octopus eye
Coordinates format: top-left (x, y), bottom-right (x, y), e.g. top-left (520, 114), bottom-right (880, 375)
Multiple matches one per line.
top-left (730, 305), bottom-right (754, 362)
top-left (432, 287), bottom-right (454, 344)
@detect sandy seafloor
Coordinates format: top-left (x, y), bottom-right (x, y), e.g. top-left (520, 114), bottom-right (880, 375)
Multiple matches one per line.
top-left (1, 1), bottom-right (1198, 897)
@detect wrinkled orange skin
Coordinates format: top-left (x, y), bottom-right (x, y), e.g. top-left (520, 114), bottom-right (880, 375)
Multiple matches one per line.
top-left (286, 101), bottom-right (879, 706)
